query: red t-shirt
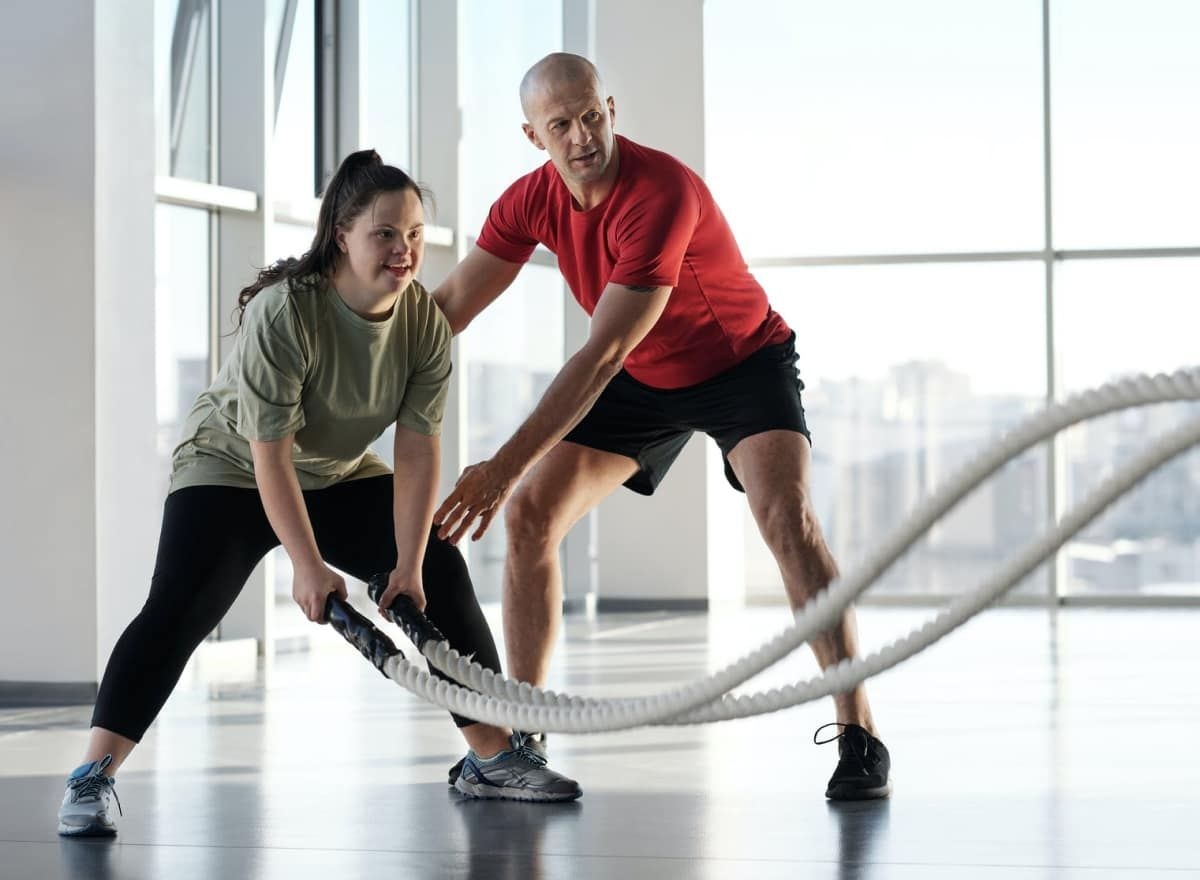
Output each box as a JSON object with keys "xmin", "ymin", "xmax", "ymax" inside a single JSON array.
[{"xmin": 475, "ymin": 135, "xmax": 791, "ymax": 389}]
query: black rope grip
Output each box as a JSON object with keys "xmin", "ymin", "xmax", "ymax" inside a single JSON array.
[
  {"xmin": 366, "ymin": 573, "xmax": 448, "ymax": 651},
  {"xmin": 324, "ymin": 594, "xmax": 403, "ymax": 676}
]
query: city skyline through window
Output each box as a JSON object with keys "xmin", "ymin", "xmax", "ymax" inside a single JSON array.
[{"xmin": 705, "ymin": 0, "xmax": 1200, "ymax": 599}]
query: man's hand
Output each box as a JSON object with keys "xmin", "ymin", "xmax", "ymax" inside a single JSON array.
[
  {"xmin": 375, "ymin": 567, "xmax": 427, "ymax": 615},
  {"xmin": 293, "ymin": 561, "xmax": 348, "ymax": 623},
  {"xmin": 435, "ymin": 458, "xmax": 518, "ymax": 544}
]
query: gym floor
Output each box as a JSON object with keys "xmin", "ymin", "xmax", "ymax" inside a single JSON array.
[{"xmin": 1, "ymin": 605, "xmax": 1197, "ymax": 879}]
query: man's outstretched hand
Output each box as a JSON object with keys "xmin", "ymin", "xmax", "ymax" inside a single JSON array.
[{"xmin": 435, "ymin": 459, "xmax": 516, "ymax": 544}]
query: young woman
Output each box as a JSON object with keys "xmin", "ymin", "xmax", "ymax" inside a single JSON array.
[{"xmin": 57, "ymin": 150, "xmax": 581, "ymax": 837}]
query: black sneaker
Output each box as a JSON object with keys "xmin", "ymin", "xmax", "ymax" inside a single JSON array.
[
  {"xmin": 449, "ymin": 731, "xmax": 547, "ymax": 785},
  {"xmin": 815, "ymin": 722, "xmax": 892, "ymax": 800}
]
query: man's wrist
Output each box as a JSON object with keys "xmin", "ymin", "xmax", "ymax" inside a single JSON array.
[{"xmin": 493, "ymin": 440, "xmax": 533, "ymax": 482}]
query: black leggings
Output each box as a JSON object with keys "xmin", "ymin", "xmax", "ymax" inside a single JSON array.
[{"xmin": 91, "ymin": 475, "xmax": 501, "ymax": 740}]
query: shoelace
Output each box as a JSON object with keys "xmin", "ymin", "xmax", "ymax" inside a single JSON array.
[
  {"xmin": 813, "ymin": 722, "xmax": 868, "ymax": 755},
  {"xmin": 513, "ymin": 739, "xmax": 549, "ymax": 767},
  {"xmin": 816, "ymin": 720, "xmax": 854, "ymax": 739},
  {"xmin": 70, "ymin": 772, "xmax": 123, "ymax": 817},
  {"xmin": 814, "ymin": 722, "xmax": 884, "ymax": 779}
]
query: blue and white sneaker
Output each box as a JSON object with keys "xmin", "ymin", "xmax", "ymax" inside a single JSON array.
[
  {"xmin": 454, "ymin": 733, "xmax": 581, "ymax": 802},
  {"xmin": 57, "ymin": 754, "xmax": 121, "ymax": 837},
  {"xmin": 448, "ymin": 730, "xmax": 547, "ymax": 785}
]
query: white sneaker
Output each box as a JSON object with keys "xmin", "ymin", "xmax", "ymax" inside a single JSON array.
[{"xmin": 57, "ymin": 754, "xmax": 121, "ymax": 837}]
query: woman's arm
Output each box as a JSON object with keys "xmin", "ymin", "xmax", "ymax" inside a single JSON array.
[
  {"xmin": 375, "ymin": 426, "xmax": 441, "ymax": 612},
  {"xmin": 249, "ymin": 436, "xmax": 347, "ymax": 622}
]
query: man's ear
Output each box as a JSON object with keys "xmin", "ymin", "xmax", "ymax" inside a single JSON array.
[
  {"xmin": 607, "ymin": 96, "xmax": 616, "ymax": 125},
  {"xmin": 522, "ymin": 122, "xmax": 545, "ymax": 150}
]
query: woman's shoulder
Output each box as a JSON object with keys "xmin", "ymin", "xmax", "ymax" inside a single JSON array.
[
  {"xmin": 403, "ymin": 280, "xmax": 452, "ymax": 341},
  {"xmin": 245, "ymin": 275, "xmax": 326, "ymax": 325}
]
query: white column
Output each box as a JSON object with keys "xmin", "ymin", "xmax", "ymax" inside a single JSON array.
[
  {"xmin": 0, "ymin": 0, "xmax": 159, "ymax": 696},
  {"xmin": 95, "ymin": 0, "xmax": 162, "ymax": 670},
  {"xmin": 589, "ymin": 0, "xmax": 745, "ymax": 611}
]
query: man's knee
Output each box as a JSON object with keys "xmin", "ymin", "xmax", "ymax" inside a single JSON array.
[
  {"xmin": 753, "ymin": 487, "xmax": 826, "ymax": 556},
  {"xmin": 504, "ymin": 485, "xmax": 565, "ymax": 556}
]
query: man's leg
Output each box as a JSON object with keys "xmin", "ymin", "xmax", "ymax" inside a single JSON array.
[
  {"xmin": 503, "ymin": 441, "xmax": 638, "ymax": 685},
  {"xmin": 727, "ymin": 429, "xmax": 877, "ymax": 735}
]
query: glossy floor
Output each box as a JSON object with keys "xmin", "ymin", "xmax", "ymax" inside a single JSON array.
[{"xmin": 1, "ymin": 606, "xmax": 1197, "ymax": 879}]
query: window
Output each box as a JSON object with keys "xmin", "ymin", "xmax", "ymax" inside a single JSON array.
[
  {"xmin": 459, "ymin": 0, "xmax": 562, "ymax": 236},
  {"xmin": 1051, "ymin": 0, "xmax": 1200, "ymax": 249},
  {"xmin": 155, "ymin": 0, "xmax": 213, "ymax": 181},
  {"xmin": 748, "ymin": 262, "xmax": 1048, "ymax": 598},
  {"xmin": 1057, "ymin": 259, "xmax": 1200, "ymax": 597},
  {"xmin": 464, "ymin": 266, "xmax": 566, "ymax": 600},
  {"xmin": 704, "ymin": 0, "xmax": 1044, "ymax": 258},
  {"xmin": 359, "ymin": 0, "xmax": 414, "ymax": 172},
  {"xmin": 459, "ymin": 1, "xmax": 566, "ymax": 600},
  {"xmin": 706, "ymin": 1, "xmax": 1198, "ymax": 603},
  {"xmin": 153, "ymin": 206, "xmax": 211, "ymax": 498},
  {"xmin": 273, "ymin": 0, "xmax": 317, "ymax": 205}
]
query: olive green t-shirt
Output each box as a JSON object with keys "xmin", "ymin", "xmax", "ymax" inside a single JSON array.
[{"xmin": 169, "ymin": 277, "xmax": 451, "ymax": 492}]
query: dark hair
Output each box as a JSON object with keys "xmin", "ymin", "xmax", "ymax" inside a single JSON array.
[{"xmin": 236, "ymin": 149, "xmax": 427, "ymax": 321}]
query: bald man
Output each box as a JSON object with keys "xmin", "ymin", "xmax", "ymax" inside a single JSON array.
[{"xmin": 433, "ymin": 53, "xmax": 891, "ymax": 800}]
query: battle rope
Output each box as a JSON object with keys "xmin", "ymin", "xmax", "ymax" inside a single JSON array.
[{"xmin": 325, "ymin": 368, "xmax": 1200, "ymax": 732}]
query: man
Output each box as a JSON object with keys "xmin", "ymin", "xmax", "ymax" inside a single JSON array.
[{"xmin": 432, "ymin": 53, "xmax": 891, "ymax": 800}]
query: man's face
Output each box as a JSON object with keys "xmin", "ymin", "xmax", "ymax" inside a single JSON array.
[{"xmin": 522, "ymin": 79, "xmax": 617, "ymax": 188}]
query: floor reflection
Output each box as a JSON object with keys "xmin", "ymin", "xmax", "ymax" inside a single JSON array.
[
  {"xmin": 58, "ymin": 837, "xmax": 117, "ymax": 880},
  {"xmin": 828, "ymin": 799, "xmax": 891, "ymax": 880},
  {"xmin": 454, "ymin": 794, "xmax": 583, "ymax": 880}
]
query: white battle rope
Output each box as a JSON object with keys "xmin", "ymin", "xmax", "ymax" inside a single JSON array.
[{"xmin": 382, "ymin": 370, "xmax": 1200, "ymax": 732}]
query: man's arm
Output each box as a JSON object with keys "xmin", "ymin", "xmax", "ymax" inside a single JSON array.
[
  {"xmin": 435, "ymin": 281, "xmax": 671, "ymax": 543},
  {"xmin": 431, "ymin": 246, "xmax": 524, "ymax": 335}
]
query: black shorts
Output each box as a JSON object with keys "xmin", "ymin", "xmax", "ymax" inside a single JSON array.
[{"xmin": 564, "ymin": 332, "xmax": 810, "ymax": 495}]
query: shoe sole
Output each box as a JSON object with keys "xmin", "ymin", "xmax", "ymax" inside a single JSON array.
[
  {"xmin": 57, "ymin": 821, "xmax": 117, "ymax": 837},
  {"xmin": 825, "ymin": 781, "xmax": 893, "ymax": 801},
  {"xmin": 454, "ymin": 778, "xmax": 582, "ymax": 803}
]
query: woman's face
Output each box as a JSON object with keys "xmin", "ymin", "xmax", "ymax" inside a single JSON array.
[{"xmin": 335, "ymin": 188, "xmax": 425, "ymax": 298}]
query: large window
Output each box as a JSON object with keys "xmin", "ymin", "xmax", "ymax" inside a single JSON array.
[
  {"xmin": 155, "ymin": 0, "xmax": 213, "ymax": 181},
  {"xmin": 459, "ymin": 0, "xmax": 562, "ymax": 235},
  {"xmin": 704, "ymin": 0, "xmax": 1044, "ymax": 258},
  {"xmin": 153, "ymin": 205, "xmax": 211, "ymax": 497},
  {"xmin": 1058, "ymin": 260, "xmax": 1200, "ymax": 597},
  {"xmin": 1051, "ymin": 0, "xmax": 1200, "ymax": 249},
  {"xmin": 705, "ymin": 0, "xmax": 1200, "ymax": 602},
  {"xmin": 748, "ymin": 263, "xmax": 1048, "ymax": 598},
  {"xmin": 464, "ymin": 266, "xmax": 566, "ymax": 597},
  {"xmin": 154, "ymin": 0, "xmax": 216, "ymax": 496},
  {"xmin": 272, "ymin": 0, "xmax": 316, "ymax": 206},
  {"xmin": 359, "ymin": 0, "xmax": 414, "ymax": 172},
  {"xmin": 459, "ymin": 1, "xmax": 565, "ymax": 600}
]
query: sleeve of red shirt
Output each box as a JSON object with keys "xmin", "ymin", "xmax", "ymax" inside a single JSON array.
[
  {"xmin": 609, "ymin": 167, "xmax": 701, "ymax": 289},
  {"xmin": 475, "ymin": 174, "xmax": 540, "ymax": 265}
]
